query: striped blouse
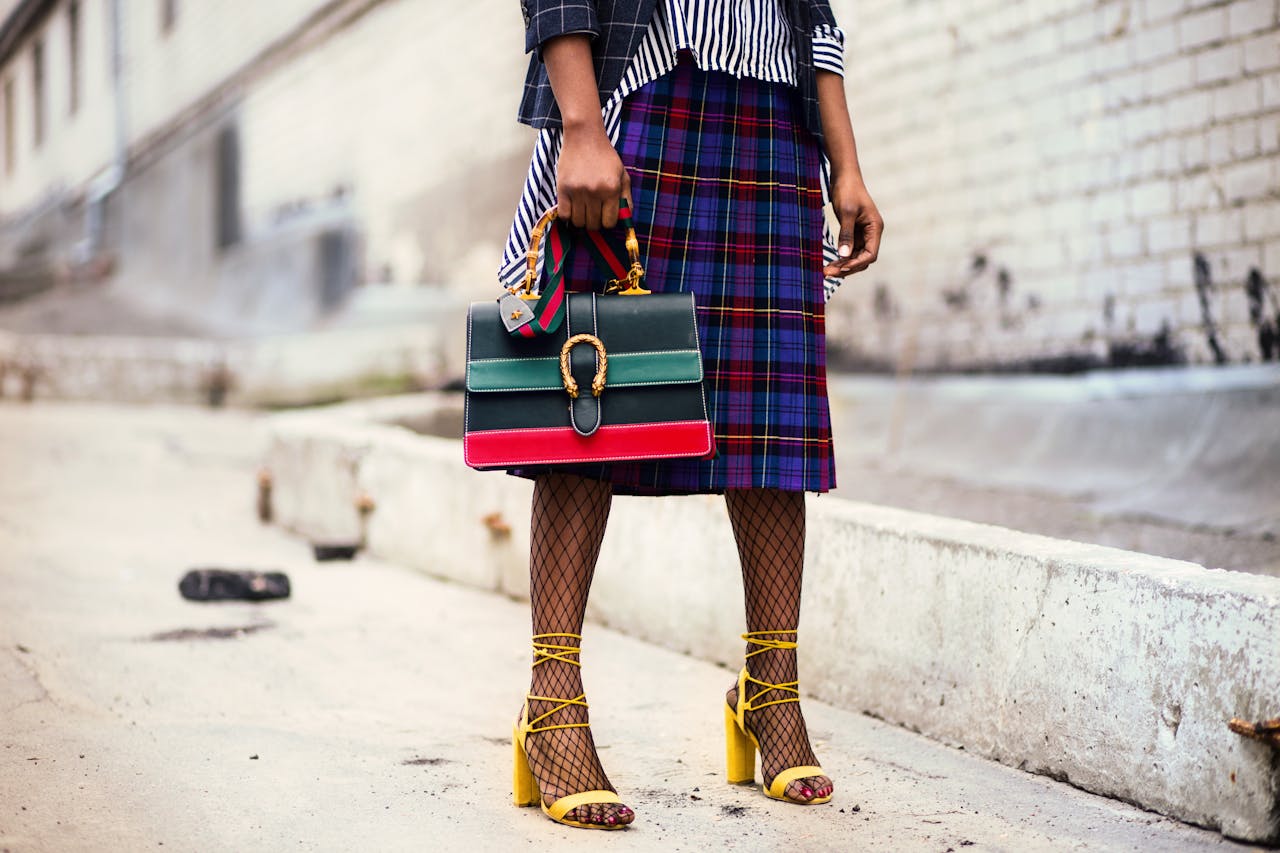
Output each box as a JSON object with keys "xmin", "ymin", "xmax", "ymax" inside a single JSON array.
[{"xmin": 499, "ymin": 0, "xmax": 847, "ymax": 300}]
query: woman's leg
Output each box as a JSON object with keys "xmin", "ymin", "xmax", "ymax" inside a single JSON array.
[
  {"xmin": 521, "ymin": 472, "xmax": 634, "ymax": 826},
  {"xmin": 724, "ymin": 488, "xmax": 834, "ymax": 803}
]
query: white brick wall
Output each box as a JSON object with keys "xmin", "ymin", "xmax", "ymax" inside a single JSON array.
[
  {"xmin": 123, "ymin": 0, "xmax": 333, "ymax": 145},
  {"xmin": 2, "ymin": 0, "xmax": 533, "ymax": 292},
  {"xmin": 235, "ymin": 0, "xmax": 531, "ymax": 288},
  {"xmin": 0, "ymin": 0, "xmax": 115, "ymax": 223},
  {"xmin": 3, "ymin": 0, "xmax": 1277, "ymax": 369},
  {"xmin": 0, "ymin": 0, "xmax": 332, "ymax": 221},
  {"xmin": 829, "ymin": 0, "xmax": 1280, "ymax": 369}
]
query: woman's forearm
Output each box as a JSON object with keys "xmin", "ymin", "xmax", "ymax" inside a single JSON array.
[
  {"xmin": 541, "ymin": 35, "xmax": 607, "ymax": 136},
  {"xmin": 815, "ymin": 70, "xmax": 883, "ymax": 275},
  {"xmin": 816, "ymin": 70, "xmax": 861, "ymax": 182}
]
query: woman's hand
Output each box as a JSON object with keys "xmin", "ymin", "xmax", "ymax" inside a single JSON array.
[
  {"xmin": 823, "ymin": 174, "xmax": 883, "ymax": 278},
  {"xmin": 558, "ymin": 125, "xmax": 631, "ymax": 231}
]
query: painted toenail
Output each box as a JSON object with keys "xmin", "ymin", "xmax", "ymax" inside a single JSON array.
[{"xmin": 801, "ymin": 787, "xmax": 813, "ymax": 798}]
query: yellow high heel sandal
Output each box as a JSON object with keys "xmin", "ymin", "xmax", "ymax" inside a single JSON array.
[
  {"xmin": 724, "ymin": 630, "xmax": 832, "ymax": 805},
  {"xmin": 512, "ymin": 632, "xmax": 629, "ymax": 830}
]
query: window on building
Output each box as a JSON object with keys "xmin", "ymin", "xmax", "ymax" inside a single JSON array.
[
  {"xmin": 161, "ymin": 0, "xmax": 178, "ymax": 35},
  {"xmin": 68, "ymin": 1, "xmax": 82, "ymax": 115},
  {"xmin": 215, "ymin": 125, "xmax": 242, "ymax": 250},
  {"xmin": 3, "ymin": 78, "xmax": 15, "ymax": 175},
  {"xmin": 32, "ymin": 38, "xmax": 45, "ymax": 147}
]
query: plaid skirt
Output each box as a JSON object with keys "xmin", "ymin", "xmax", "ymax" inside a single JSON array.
[{"xmin": 512, "ymin": 57, "xmax": 835, "ymax": 495}]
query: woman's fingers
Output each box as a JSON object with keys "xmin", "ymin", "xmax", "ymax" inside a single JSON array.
[
  {"xmin": 584, "ymin": 196, "xmax": 604, "ymax": 231},
  {"xmin": 860, "ymin": 214, "xmax": 884, "ymax": 264},
  {"xmin": 601, "ymin": 195, "xmax": 620, "ymax": 230},
  {"xmin": 571, "ymin": 194, "xmax": 589, "ymax": 229},
  {"xmin": 561, "ymin": 188, "xmax": 624, "ymax": 231},
  {"xmin": 598, "ymin": 170, "xmax": 633, "ymax": 230},
  {"xmin": 823, "ymin": 205, "xmax": 884, "ymax": 278},
  {"xmin": 556, "ymin": 127, "xmax": 628, "ymax": 231},
  {"xmin": 823, "ymin": 176, "xmax": 883, "ymax": 278}
]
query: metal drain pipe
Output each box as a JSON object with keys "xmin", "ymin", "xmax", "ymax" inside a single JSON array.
[{"xmin": 81, "ymin": 0, "xmax": 126, "ymax": 258}]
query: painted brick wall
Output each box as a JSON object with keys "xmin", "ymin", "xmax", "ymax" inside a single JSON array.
[
  {"xmin": 827, "ymin": 0, "xmax": 1280, "ymax": 369},
  {"xmin": 122, "ymin": 0, "xmax": 335, "ymax": 148},
  {"xmin": 5, "ymin": 0, "xmax": 1277, "ymax": 369},
  {"xmin": 1, "ymin": 0, "xmax": 535, "ymax": 295},
  {"xmin": 235, "ymin": 0, "xmax": 532, "ymax": 290},
  {"xmin": 0, "ymin": 0, "xmax": 115, "ymax": 229},
  {"xmin": 0, "ymin": 0, "xmax": 335, "ymax": 221}
]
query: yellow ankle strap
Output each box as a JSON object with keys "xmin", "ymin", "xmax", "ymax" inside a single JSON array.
[
  {"xmin": 741, "ymin": 673, "xmax": 800, "ymax": 711},
  {"xmin": 526, "ymin": 633, "xmax": 589, "ymax": 734},
  {"xmin": 742, "ymin": 630, "xmax": 798, "ymax": 658},
  {"xmin": 741, "ymin": 631, "xmax": 800, "ymax": 711},
  {"xmin": 525, "ymin": 693, "xmax": 589, "ymax": 733},
  {"xmin": 532, "ymin": 632, "xmax": 582, "ymax": 668}
]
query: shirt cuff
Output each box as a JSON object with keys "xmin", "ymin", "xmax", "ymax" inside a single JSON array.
[
  {"xmin": 523, "ymin": 1, "xmax": 600, "ymax": 55},
  {"xmin": 812, "ymin": 24, "xmax": 845, "ymax": 76}
]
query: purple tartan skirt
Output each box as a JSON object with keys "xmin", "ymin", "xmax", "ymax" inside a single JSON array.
[{"xmin": 512, "ymin": 58, "xmax": 835, "ymax": 495}]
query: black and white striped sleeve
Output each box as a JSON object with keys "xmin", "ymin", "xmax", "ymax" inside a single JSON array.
[{"xmin": 811, "ymin": 23, "xmax": 845, "ymax": 76}]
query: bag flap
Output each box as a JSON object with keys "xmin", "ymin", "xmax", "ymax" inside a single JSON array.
[{"xmin": 467, "ymin": 349, "xmax": 703, "ymax": 392}]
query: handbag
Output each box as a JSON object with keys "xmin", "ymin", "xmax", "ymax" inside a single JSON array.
[{"xmin": 463, "ymin": 203, "xmax": 714, "ymax": 470}]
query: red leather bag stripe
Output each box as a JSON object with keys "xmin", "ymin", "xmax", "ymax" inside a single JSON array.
[{"xmin": 464, "ymin": 421, "xmax": 714, "ymax": 469}]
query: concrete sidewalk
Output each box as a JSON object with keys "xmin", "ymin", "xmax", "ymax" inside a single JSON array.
[{"xmin": 0, "ymin": 402, "xmax": 1255, "ymax": 852}]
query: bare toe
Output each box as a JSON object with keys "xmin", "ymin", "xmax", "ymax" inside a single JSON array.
[{"xmin": 785, "ymin": 779, "xmax": 815, "ymax": 802}]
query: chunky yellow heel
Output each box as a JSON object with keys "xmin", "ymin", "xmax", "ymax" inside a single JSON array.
[
  {"xmin": 724, "ymin": 703, "xmax": 756, "ymax": 784},
  {"xmin": 511, "ymin": 633, "xmax": 631, "ymax": 829},
  {"xmin": 512, "ymin": 726, "xmax": 539, "ymax": 807},
  {"xmin": 724, "ymin": 630, "xmax": 833, "ymax": 805}
]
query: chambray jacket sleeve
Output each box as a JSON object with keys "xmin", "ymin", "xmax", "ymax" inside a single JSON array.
[
  {"xmin": 521, "ymin": 0, "xmax": 600, "ymax": 55},
  {"xmin": 807, "ymin": 0, "xmax": 838, "ymax": 29}
]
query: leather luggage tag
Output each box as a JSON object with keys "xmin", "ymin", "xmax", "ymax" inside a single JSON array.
[{"xmin": 498, "ymin": 292, "xmax": 535, "ymax": 333}]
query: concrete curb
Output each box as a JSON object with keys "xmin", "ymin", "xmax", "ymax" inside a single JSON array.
[{"xmin": 263, "ymin": 396, "xmax": 1280, "ymax": 844}]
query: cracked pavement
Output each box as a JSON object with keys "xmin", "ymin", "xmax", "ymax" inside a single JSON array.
[{"xmin": 0, "ymin": 401, "xmax": 1257, "ymax": 852}]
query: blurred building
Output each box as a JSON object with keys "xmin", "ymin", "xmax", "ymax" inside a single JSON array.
[
  {"xmin": 0, "ymin": 0, "xmax": 531, "ymax": 334},
  {"xmin": 832, "ymin": 0, "xmax": 1280, "ymax": 371},
  {"xmin": 1, "ymin": 0, "xmax": 1278, "ymax": 367}
]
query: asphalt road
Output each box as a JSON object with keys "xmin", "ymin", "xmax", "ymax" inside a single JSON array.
[{"xmin": 0, "ymin": 402, "xmax": 1254, "ymax": 852}]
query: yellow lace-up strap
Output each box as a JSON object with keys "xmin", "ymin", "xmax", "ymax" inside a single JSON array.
[
  {"xmin": 527, "ymin": 633, "xmax": 589, "ymax": 734},
  {"xmin": 532, "ymin": 632, "xmax": 583, "ymax": 668},
  {"xmin": 741, "ymin": 630, "xmax": 800, "ymax": 712}
]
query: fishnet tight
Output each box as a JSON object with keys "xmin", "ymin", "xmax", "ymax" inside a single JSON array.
[
  {"xmin": 517, "ymin": 478, "xmax": 828, "ymax": 823},
  {"xmin": 724, "ymin": 488, "xmax": 833, "ymax": 803},
  {"xmin": 520, "ymin": 473, "xmax": 633, "ymax": 826}
]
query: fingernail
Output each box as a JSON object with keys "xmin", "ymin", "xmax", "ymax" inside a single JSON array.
[{"xmin": 839, "ymin": 244, "xmax": 852, "ymax": 257}]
